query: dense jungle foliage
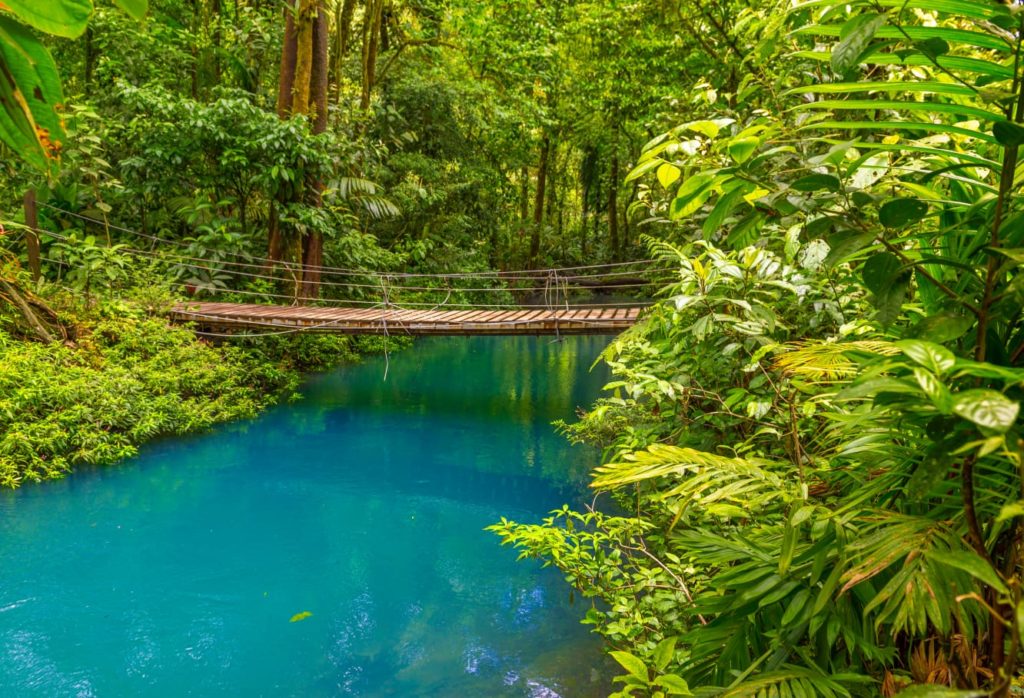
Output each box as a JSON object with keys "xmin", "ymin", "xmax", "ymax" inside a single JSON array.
[{"xmin": 2, "ymin": 0, "xmax": 1024, "ymax": 696}]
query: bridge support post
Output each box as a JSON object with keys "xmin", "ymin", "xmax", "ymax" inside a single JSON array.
[{"xmin": 23, "ymin": 189, "xmax": 41, "ymax": 283}]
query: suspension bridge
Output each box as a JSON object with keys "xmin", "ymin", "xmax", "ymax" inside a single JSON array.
[{"xmin": 30, "ymin": 204, "xmax": 663, "ymax": 338}]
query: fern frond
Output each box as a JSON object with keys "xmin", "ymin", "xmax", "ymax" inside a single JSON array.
[{"xmin": 776, "ymin": 341, "xmax": 900, "ymax": 380}]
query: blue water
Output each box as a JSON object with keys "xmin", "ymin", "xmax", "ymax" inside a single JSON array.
[{"xmin": 0, "ymin": 336, "xmax": 612, "ymax": 697}]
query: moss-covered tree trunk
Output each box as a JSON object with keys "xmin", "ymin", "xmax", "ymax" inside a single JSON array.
[{"xmin": 271, "ymin": 0, "xmax": 330, "ymax": 301}]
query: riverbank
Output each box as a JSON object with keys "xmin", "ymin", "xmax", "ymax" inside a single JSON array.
[{"xmin": 0, "ymin": 286, "xmax": 404, "ymax": 489}]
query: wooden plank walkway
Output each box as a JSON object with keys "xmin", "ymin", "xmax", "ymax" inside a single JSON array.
[{"xmin": 170, "ymin": 302, "xmax": 643, "ymax": 336}]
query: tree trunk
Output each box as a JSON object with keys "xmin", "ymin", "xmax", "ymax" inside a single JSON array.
[
  {"xmin": 529, "ymin": 137, "xmax": 550, "ymax": 268},
  {"xmin": 276, "ymin": 7, "xmax": 298, "ymax": 118},
  {"xmin": 380, "ymin": 3, "xmax": 391, "ymax": 53},
  {"xmin": 212, "ymin": 0, "xmax": 222, "ymax": 84},
  {"xmin": 360, "ymin": 0, "xmax": 384, "ymax": 110},
  {"xmin": 581, "ymin": 175, "xmax": 589, "ymax": 257},
  {"xmin": 299, "ymin": 0, "xmax": 330, "ymax": 300},
  {"xmin": 332, "ymin": 0, "xmax": 356, "ymax": 96},
  {"xmin": 291, "ymin": 0, "xmax": 316, "ymax": 115},
  {"xmin": 519, "ymin": 166, "xmax": 529, "ymax": 223},
  {"xmin": 84, "ymin": 27, "xmax": 94, "ymax": 95},
  {"xmin": 608, "ymin": 153, "xmax": 619, "ymax": 260}
]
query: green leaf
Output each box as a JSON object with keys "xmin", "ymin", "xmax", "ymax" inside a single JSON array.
[
  {"xmin": 0, "ymin": 15, "xmax": 67, "ymax": 175},
  {"xmin": 727, "ymin": 136, "xmax": 759, "ymax": 164},
  {"xmin": 824, "ymin": 230, "xmax": 875, "ymax": 268},
  {"xmin": 906, "ymin": 451, "xmax": 952, "ymax": 497},
  {"xmin": 657, "ymin": 163, "xmax": 681, "ymax": 189},
  {"xmin": 670, "ymin": 173, "xmax": 717, "ymax": 220},
  {"xmin": 913, "ymin": 368, "xmax": 952, "ymax": 412},
  {"xmin": 993, "ymin": 121, "xmax": 1024, "ymax": 147},
  {"xmin": 916, "ymin": 37, "xmax": 950, "ymax": 58},
  {"xmin": 653, "ymin": 674, "xmax": 691, "ymax": 695},
  {"xmin": 895, "ymin": 339, "xmax": 956, "ymax": 376},
  {"xmin": 626, "ymin": 157, "xmax": 666, "ymax": 182},
  {"xmin": 112, "ymin": 0, "xmax": 148, "ymax": 21},
  {"xmin": 996, "ymin": 500, "xmax": 1024, "ymax": 523},
  {"xmin": 610, "ymin": 651, "xmax": 650, "ymax": 683},
  {"xmin": 879, "ymin": 199, "xmax": 929, "ymax": 228},
  {"xmin": 926, "ymin": 549, "xmax": 1008, "ymax": 594},
  {"xmin": 703, "ymin": 183, "xmax": 752, "ymax": 238},
  {"xmin": 652, "ymin": 636, "xmax": 676, "ymax": 672},
  {"xmin": 911, "ymin": 313, "xmax": 973, "ymax": 343},
  {"xmin": 791, "ymin": 173, "xmax": 840, "ymax": 192},
  {"xmin": 1, "ymin": 0, "xmax": 92, "ymax": 38},
  {"xmin": 682, "ymin": 119, "xmax": 723, "ymax": 138},
  {"xmin": 952, "ymin": 390, "xmax": 1020, "ymax": 432},
  {"xmin": 862, "ymin": 252, "xmax": 902, "ymax": 296},
  {"xmin": 832, "ymin": 13, "xmax": 887, "ymax": 74}
]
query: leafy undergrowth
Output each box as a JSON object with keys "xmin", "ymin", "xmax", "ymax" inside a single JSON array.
[{"xmin": 0, "ymin": 287, "xmax": 392, "ymax": 488}]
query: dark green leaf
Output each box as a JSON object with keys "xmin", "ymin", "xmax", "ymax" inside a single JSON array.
[
  {"xmin": 916, "ymin": 38, "xmax": 949, "ymax": 58},
  {"xmin": 993, "ymin": 121, "xmax": 1024, "ymax": 147},
  {"xmin": 862, "ymin": 252, "xmax": 902, "ymax": 295},
  {"xmin": 791, "ymin": 174, "xmax": 840, "ymax": 192},
  {"xmin": 879, "ymin": 199, "xmax": 929, "ymax": 228}
]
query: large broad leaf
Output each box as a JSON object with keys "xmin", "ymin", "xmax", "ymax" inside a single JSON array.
[
  {"xmin": 952, "ymin": 389, "xmax": 1020, "ymax": 432},
  {"xmin": 832, "ymin": 13, "xmax": 887, "ymax": 74},
  {"xmin": 112, "ymin": 0, "xmax": 148, "ymax": 21},
  {"xmin": 895, "ymin": 339, "xmax": 956, "ymax": 376},
  {"xmin": 0, "ymin": 15, "xmax": 66, "ymax": 175},
  {"xmin": 2, "ymin": 0, "xmax": 93, "ymax": 39},
  {"xmin": 862, "ymin": 252, "xmax": 902, "ymax": 296},
  {"xmin": 609, "ymin": 651, "xmax": 649, "ymax": 682}
]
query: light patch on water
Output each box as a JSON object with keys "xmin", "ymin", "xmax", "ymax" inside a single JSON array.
[{"xmin": 1, "ymin": 629, "xmax": 96, "ymax": 697}]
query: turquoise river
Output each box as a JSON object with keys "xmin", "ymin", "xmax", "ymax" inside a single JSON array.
[{"xmin": 0, "ymin": 335, "xmax": 614, "ymax": 697}]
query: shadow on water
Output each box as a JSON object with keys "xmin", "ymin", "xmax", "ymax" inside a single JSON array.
[{"xmin": 0, "ymin": 335, "xmax": 614, "ymax": 697}]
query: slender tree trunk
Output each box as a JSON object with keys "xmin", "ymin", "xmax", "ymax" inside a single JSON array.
[
  {"xmin": 608, "ymin": 153, "xmax": 620, "ymax": 260},
  {"xmin": 519, "ymin": 166, "xmax": 529, "ymax": 223},
  {"xmin": 332, "ymin": 0, "xmax": 356, "ymax": 97},
  {"xmin": 529, "ymin": 137, "xmax": 550, "ymax": 268},
  {"xmin": 623, "ymin": 180, "xmax": 639, "ymax": 254},
  {"xmin": 84, "ymin": 27, "xmax": 94, "ymax": 96},
  {"xmin": 360, "ymin": 0, "xmax": 384, "ymax": 110},
  {"xmin": 581, "ymin": 169, "xmax": 590, "ymax": 257},
  {"xmin": 190, "ymin": 0, "xmax": 200, "ymax": 98},
  {"xmin": 380, "ymin": 3, "xmax": 391, "ymax": 53},
  {"xmin": 212, "ymin": 0, "xmax": 222, "ymax": 84}
]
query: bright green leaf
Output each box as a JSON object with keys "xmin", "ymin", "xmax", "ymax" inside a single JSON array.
[{"xmin": 1, "ymin": 0, "xmax": 92, "ymax": 38}]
